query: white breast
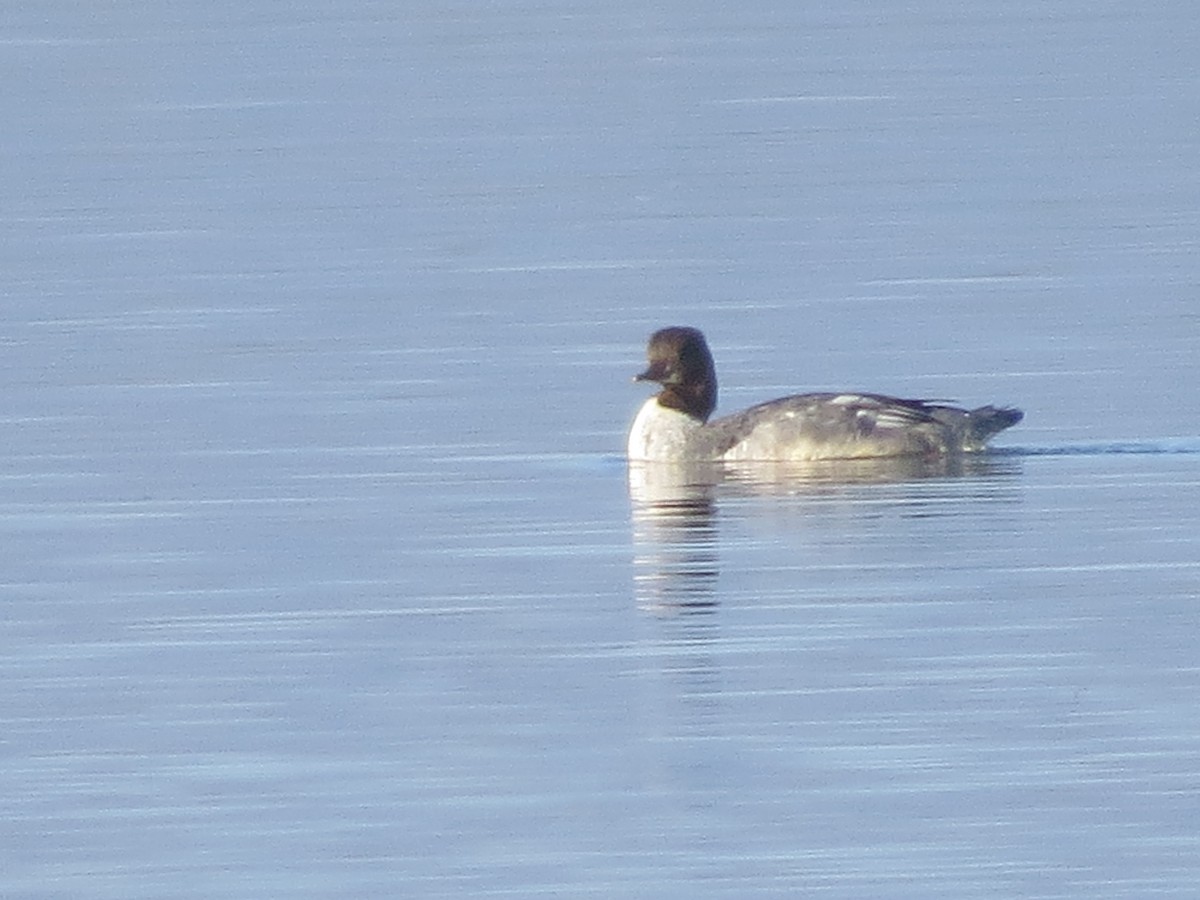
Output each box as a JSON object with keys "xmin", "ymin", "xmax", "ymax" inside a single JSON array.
[{"xmin": 627, "ymin": 398, "xmax": 704, "ymax": 461}]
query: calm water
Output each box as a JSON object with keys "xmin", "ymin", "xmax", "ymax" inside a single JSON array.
[{"xmin": 4, "ymin": 2, "xmax": 1200, "ymax": 897}]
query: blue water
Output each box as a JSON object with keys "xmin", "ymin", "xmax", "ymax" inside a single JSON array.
[{"xmin": 4, "ymin": 2, "xmax": 1200, "ymax": 898}]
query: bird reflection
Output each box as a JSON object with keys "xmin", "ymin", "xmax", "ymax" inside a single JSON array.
[
  {"xmin": 629, "ymin": 462, "xmax": 722, "ymax": 614},
  {"xmin": 629, "ymin": 453, "xmax": 1022, "ymax": 614},
  {"xmin": 721, "ymin": 452, "xmax": 1021, "ymax": 493}
]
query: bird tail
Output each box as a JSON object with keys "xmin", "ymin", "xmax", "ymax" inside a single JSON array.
[{"xmin": 966, "ymin": 406, "xmax": 1024, "ymax": 448}]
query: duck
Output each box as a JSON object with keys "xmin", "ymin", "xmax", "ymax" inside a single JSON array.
[{"xmin": 627, "ymin": 326, "xmax": 1023, "ymax": 462}]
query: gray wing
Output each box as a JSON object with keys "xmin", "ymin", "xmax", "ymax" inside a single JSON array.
[{"xmin": 707, "ymin": 393, "xmax": 964, "ymax": 461}]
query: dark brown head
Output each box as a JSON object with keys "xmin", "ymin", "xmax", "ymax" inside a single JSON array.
[{"xmin": 634, "ymin": 326, "xmax": 718, "ymax": 422}]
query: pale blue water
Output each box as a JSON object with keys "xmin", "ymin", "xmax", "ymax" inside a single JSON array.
[{"xmin": 4, "ymin": 2, "xmax": 1200, "ymax": 898}]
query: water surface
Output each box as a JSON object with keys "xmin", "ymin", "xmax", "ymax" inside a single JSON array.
[{"xmin": 4, "ymin": 1, "xmax": 1200, "ymax": 897}]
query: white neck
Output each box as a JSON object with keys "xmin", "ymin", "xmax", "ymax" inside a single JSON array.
[{"xmin": 627, "ymin": 397, "xmax": 704, "ymax": 461}]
